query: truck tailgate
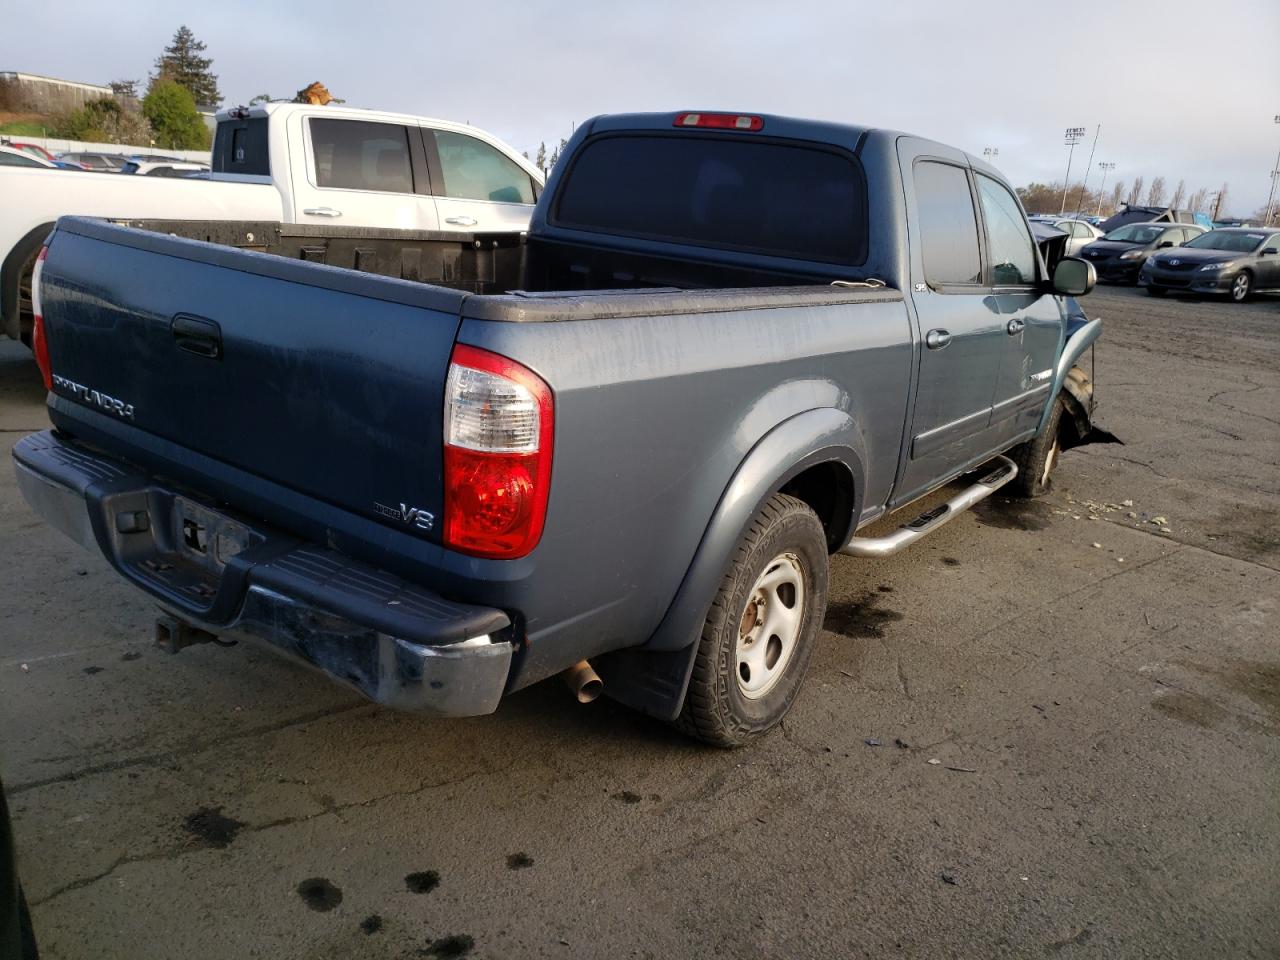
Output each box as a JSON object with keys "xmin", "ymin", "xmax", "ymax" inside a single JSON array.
[{"xmin": 40, "ymin": 218, "xmax": 463, "ymax": 543}]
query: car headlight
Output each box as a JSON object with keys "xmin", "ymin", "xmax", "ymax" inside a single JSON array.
[
  {"xmin": 1118, "ymin": 250, "xmax": 1145, "ymax": 260},
  {"xmin": 1199, "ymin": 261, "xmax": 1230, "ymax": 272}
]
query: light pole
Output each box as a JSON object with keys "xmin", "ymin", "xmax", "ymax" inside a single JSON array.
[
  {"xmin": 1264, "ymin": 114, "xmax": 1280, "ymax": 227},
  {"xmin": 1060, "ymin": 126, "xmax": 1086, "ymax": 215},
  {"xmin": 1095, "ymin": 162, "xmax": 1116, "ymax": 216}
]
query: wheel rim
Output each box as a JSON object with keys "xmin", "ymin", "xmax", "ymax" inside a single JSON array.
[
  {"xmin": 735, "ymin": 552, "xmax": 805, "ymax": 700},
  {"xmin": 1041, "ymin": 437, "xmax": 1060, "ymax": 487},
  {"xmin": 1233, "ymin": 274, "xmax": 1249, "ymax": 301}
]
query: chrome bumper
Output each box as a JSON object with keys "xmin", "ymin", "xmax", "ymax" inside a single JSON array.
[{"xmin": 13, "ymin": 430, "xmax": 514, "ymax": 717}]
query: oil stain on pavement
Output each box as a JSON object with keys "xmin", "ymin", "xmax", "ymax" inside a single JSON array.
[
  {"xmin": 183, "ymin": 807, "xmax": 244, "ymax": 848},
  {"xmin": 405, "ymin": 870, "xmax": 441, "ymax": 893},
  {"xmin": 420, "ymin": 934, "xmax": 475, "ymax": 957},
  {"xmin": 824, "ymin": 593, "xmax": 904, "ymax": 639},
  {"xmin": 973, "ymin": 497, "xmax": 1053, "ymax": 531},
  {"xmin": 296, "ymin": 877, "xmax": 342, "ymax": 911}
]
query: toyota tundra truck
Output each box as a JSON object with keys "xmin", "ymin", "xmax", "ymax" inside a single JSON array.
[{"xmin": 14, "ymin": 110, "xmax": 1102, "ymax": 746}]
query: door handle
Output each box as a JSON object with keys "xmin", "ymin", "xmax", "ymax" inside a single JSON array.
[
  {"xmin": 445, "ymin": 216, "xmax": 479, "ymax": 227},
  {"xmin": 925, "ymin": 329, "xmax": 952, "ymax": 350},
  {"xmin": 303, "ymin": 207, "xmax": 342, "ymax": 217},
  {"xmin": 171, "ymin": 315, "xmax": 222, "ymax": 359},
  {"xmin": 1006, "ymin": 318, "xmax": 1026, "ymax": 335}
]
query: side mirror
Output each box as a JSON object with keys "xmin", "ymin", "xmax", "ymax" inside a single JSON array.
[
  {"xmin": 1052, "ymin": 256, "xmax": 1096, "ymax": 297},
  {"xmin": 1262, "ymin": 247, "xmax": 1278, "ymax": 256},
  {"xmin": 1157, "ymin": 241, "xmax": 1175, "ymax": 248}
]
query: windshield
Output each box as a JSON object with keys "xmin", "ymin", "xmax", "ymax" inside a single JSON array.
[
  {"xmin": 1184, "ymin": 231, "xmax": 1266, "ymax": 253},
  {"xmin": 1103, "ymin": 224, "xmax": 1163, "ymax": 244}
]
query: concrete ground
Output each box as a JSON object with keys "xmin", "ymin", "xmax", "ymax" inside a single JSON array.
[{"xmin": 1, "ymin": 286, "xmax": 1277, "ymax": 959}]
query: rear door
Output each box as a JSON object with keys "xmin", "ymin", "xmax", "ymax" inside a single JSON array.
[
  {"xmin": 291, "ymin": 114, "xmax": 440, "ymax": 229},
  {"xmin": 895, "ymin": 143, "xmax": 1006, "ymax": 504},
  {"xmin": 975, "ymin": 173, "xmax": 1064, "ymax": 446},
  {"xmin": 423, "ymin": 127, "xmax": 538, "ymax": 232}
]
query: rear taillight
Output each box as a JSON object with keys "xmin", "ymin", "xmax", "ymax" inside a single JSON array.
[
  {"xmin": 443, "ymin": 344, "xmax": 553, "ymax": 559},
  {"xmin": 673, "ymin": 112, "xmax": 764, "ymax": 132},
  {"xmin": 30, "ymin": 246, "xmax": 51, "ymax": 391}
]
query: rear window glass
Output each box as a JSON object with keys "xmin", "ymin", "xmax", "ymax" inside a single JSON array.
[
  {"xmin": 914, "ymin": 161, "xmax": 981, "ymax": 284},
  {"xmin": 309, "ymin": 118, "xmax": 414, "ymax": 194},
  {"xmin": 213, "ymin": 117, "xmax": 270, "ymax": 176},
  {"xmin": 553, "ymin": 134, "xmax": 866, "ymax": 264}
]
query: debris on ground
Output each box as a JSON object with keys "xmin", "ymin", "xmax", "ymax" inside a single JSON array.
[
  {"xmin": 894, "ymin": 738, "xmax": 910, "ymax": 749},
  {"xmin": 865, "ymin": 738, "xmax": 882, "ymax": 747},
  {"xmin": 1092, "ymin": 542, "xmax": 1102, "ymax": 548},
  {"xmin": 20, "ymin": 663, "xmax": 28, "ymax": 672},
  {"xmin": 941, "ymin": 872, "xmax": 958, "ymax": 885},
  {"xmin": 927, "ymin": 758, "xmax": 941, "ymax": 765},
  {"xmin": 945, "ymin": 765, "xmax": 977, "ymax": 773}
]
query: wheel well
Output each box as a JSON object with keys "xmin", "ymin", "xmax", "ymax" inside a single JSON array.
[
  {"xmin": 779, "ymin": 460, "xmax": 855, "ymax": 553},
  {"xmin": 1, "ymin": 221, "xmax": 57, "ymax": 344}
]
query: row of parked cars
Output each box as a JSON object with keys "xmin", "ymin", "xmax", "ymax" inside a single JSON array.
[
  {"xmin": 1031, "ymin": 212, "xmax": 1279, "ymax": 302},
  {"xmin": 0, "ymin": 141, "xmax": 208, "ymax": 177}
]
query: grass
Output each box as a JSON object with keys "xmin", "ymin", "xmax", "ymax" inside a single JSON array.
[{"xmin": 0, "ymin": 120, "xmax": 51, "ymax": 137}]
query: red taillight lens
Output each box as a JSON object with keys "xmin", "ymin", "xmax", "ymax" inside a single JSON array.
[
  {"xmin": 31, "ymin": 246, "xmax": 52, "ymax": 391},
  {"xmin": 673, "ymin": 112, "xmax": 764, "ymax": 132},
  {"xmin": 443, "ymin": 344, "xmax": 553, "ymax": 559}
]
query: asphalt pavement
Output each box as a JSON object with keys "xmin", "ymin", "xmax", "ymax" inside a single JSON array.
[{"xmin": 1, "ymin": 285, "xmax": 1277, "ymax": 959}]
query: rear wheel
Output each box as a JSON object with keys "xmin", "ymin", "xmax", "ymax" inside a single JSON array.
[
  {"xmin": 674, "ymin": 493, "xmax": 828, "ymax": 747},
  {"xmin": 1230, "ymin": 271, "xmax": 1252, "ymax": 303},
  {"xmin": 1008, "ymin": 395, "xmax": 1064, "ymax": 499}
]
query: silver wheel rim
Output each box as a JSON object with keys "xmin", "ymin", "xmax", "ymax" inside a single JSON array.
[
  {"xmin": 1041, "ymin": 437, "xmax": 1059, "ymax": 487},
  {"xmin": 735, "ymin": 552, "xmax": 805, "ymax": 700},
  {"xmin": 1233, "ymin": 274, "xmax": 1248, "ymax": 300}
]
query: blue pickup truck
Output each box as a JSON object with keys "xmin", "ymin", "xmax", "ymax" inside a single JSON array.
[{"xmin": 15, "ymin": 110, "xmax": 1101, "ymax": 746}]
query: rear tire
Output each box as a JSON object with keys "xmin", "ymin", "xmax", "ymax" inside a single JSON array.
[
  {"xmin": 1008, "ymin": 395, "xmax": 1064, "ymax": 499},
  {"xmin": 674, "ymin": 493, "xmax": 828, "ymax": 747},
  {"xmin": 1230, "ymin": 271, "xmax": 1252, "ymax": 303}
]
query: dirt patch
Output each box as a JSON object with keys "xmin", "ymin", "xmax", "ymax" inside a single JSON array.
[
  {"xmin": 359, "ymin": 914, "xmax": 383, "ymax": 935},
  {"xmin": 973, "ymin": 497, "xmax": 1054, "ymax": 532},
  {"xmin": 405, "ymin": 870, "xmax": 440, "ymax": 894},
  {"xmin": 824, "ymin": 593, "xmax": 904, "ymax": 639},
  {"xmin": 296, "ymin": 877, "xmax": 342, "ymax": 912},
  {"xmin": 183, "ymin": 807, "xmax": 244, "ymax": 848}
]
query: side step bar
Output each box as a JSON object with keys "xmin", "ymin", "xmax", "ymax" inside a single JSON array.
[{"xmin": 840, "ymin": 456, "xmax": 1018, "ymax": 558}]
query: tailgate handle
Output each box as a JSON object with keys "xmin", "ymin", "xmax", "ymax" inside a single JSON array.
[{"xmin": 171, "ymin": 315, "xmax": 222, "ymax": 359}]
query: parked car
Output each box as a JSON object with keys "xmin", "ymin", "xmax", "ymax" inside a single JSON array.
[
  {"xmin": 57, "ymin": 151, "xmax": 126, "ymax": 172},
  {"xmin": 16, "ymin": 111, "xmax": 1103, "ymax": 745},
  {"xmin": 1098, "ymin": 204, "xmax": 1199, "ymax": 233},
  {"xmin": 118, "ymin": 159, "xmax": 211, "ymax": 177},
  {"xmin": 2, "ymin": 142, "xmax": 57, "ymax": 164},
  {"xmin": 1032, "ymin": 217, "xmax": 1103, "ymax": 256},
  {"xmin": 1141, "ymin": 227, "xmax": 1280, "ymax": 301},
  {"xmin": 0, "ymin": 146, "xmax": 53, "ymax": 168},
  {"xmin": 1079, "ymin": 221, "xmax": 1205, "ymax": 282},
  {"xmin": 0, "ymin": 102, "xmax": 544, "ymax": 346}
]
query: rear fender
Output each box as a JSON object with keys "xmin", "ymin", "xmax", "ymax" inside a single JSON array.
[
  {"xmin": 1, "ymin": 221, "xmax": 55, "ymax": 342},
  {"xmin": 593, "ymin": 407, "xmax": 866, "ymax": 721}
]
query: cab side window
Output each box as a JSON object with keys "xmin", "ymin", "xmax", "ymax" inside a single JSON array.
[
  {"xmin": 976, "ymin": 175, "xmax": 1037, "ymax": 286},
  {"xmin": 309, "ymin": 118, "xmax": 415, "ymax": 194},
  {"xmin": 913, "ymin": 160, "xmax": 982, "ymax": 286},
  {"xmin": 432, "ymin": 130, "xmax": 536, "ymax": 204}
]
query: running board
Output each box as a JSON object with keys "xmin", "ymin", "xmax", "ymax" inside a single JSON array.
[{"xmin": 839, "ymin": 456, "xmax": 1018, "ymax": 558}]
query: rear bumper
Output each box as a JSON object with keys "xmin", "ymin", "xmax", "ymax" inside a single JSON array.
[{"xmin": 13, "ymin": 430, "xmax": 514, "ymax": 717}]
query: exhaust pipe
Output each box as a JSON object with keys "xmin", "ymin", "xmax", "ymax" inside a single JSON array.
[{"xmin": 562, "ymin": 659, "xmax": 603, "ymax": 704}]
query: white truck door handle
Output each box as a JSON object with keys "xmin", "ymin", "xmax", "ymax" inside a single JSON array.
[
  {"xmin": 445, "ymin": 216, "xmax": 479, "ymax": 227},
  {"xmin": 303, "ymin": 207, "xmax": 342, "ymax": 218}
]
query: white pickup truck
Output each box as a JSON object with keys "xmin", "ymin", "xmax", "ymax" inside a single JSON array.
[{"xmin": 0, "ymin": 102, "xmax": 544, "ymax": 343}]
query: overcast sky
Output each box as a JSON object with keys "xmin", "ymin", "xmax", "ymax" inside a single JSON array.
[{"xmin": 6, "ymin": 0, "xmax": 1279, "ymax": 214}]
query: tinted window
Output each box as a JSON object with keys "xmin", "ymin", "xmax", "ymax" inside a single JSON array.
[
  {"xmin": 213, "ymin": 117, "xmax": 270, "ymax": 176},
  {"xmin": 309, "ymin": 118, "xmax": 414, "ymax": 194},
  {"xmin": 555, "ymin": 134, "xmax": 866, "ymax": 264},
  {"xmin": 914, "ymin": 161, "xmax": 981, "ymax": 284},
  {"xmin": 0, "ymin": 151, "xmax": 44, "ymax": 167},
  {"xmin": 976, "ymin": 175, "xmax": 1037, "ymax": 285},
  {"xmin": 432, "ymin": 130, "xmax": 534, "ymax": 204}
]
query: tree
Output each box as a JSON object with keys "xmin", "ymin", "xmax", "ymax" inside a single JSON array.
[
  {"xmin": 1188, "ymin": 187, "xmax": 1209, "ymax": 213},
  {"xmin": 1212, "ymin": 183, "xmax": 1229, "ymax": 219},
  {"xmin": 1170, "ymin": 179, "xmax": 1186, "ymax": 208},
  {"xmin": 143, "ymin": 79, "xmax": 211, "ymax": 149},
  {"xmin": 1146, "ymin": 176, "xmax": 1167, "ymax": 206},
  {"xmin": 1127, "ymin": 176, "xmax": 1145, "ymax": 205},
  {"xmin": 54, "ymin": 98, "xmax": 152, "ymax": 145},
  {"xmin": 1110, "ymin": 181, "xmax": 1125, "ymax": 213},
  {"xmin": 248, "ymin": 93, "xmax": 272, "ymax": 105},
  {"xmin": 109, "ymin": 79, "xmax": 139, "ymax": 99},
  {"xmin": 152, "ymin": 25, "xmax": 221, "ymax": 106},
  {"xmin": 534, "ymin": 141, "xmax": 547, "ymax": 175}
]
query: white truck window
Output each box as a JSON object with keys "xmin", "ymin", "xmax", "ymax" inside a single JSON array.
[
  {"xmin": 310, "ymin": 118, "xmax": 414, "ymax": 194},
  {"xmin": 433, "ymin": 130, "xmax": 535, "ymax": 204}
]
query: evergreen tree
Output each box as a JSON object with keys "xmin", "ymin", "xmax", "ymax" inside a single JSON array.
[
  {"xmin": 153, "ymin": 25, "xmax": 222, "ymax": 106},
  {"xmin": 535, "ymin": 141, "xmax": 547, "ymax": 175},
  {"xmin": 143, "ymin": 79, "xmax": 212, "ymax": 149},
  {"xmin": 109, "ymin": 79, "xmax": 139, "ymax": 99}
]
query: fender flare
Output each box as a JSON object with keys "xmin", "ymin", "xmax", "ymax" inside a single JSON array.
[
  {"xmin": 593, "ymin": 407, "xmax": 868, "ymax": 721},
  {"xmin": 1, "ymin": 221, "xmax": 56, "ymax": 343}
]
